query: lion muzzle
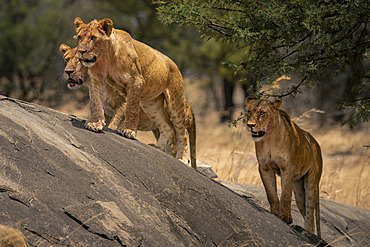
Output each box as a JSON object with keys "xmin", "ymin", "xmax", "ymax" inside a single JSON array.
[{"xmin": 247, "ymin": 123, "xmax": 266, "ymax": 139}]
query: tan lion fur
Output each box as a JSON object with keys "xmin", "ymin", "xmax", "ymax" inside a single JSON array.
[
  {"xmin": 0, "ymin": 225, "xmax": 28, "ymax": 247},
  {"xmin": 245, "ymin": 98, "xmax": 322, "ymax": 236},
  {"xmin": 60, "ymin": 44, "xmax": 196, "ymax": 168},
  {"xmin": 59, "ymin": 44, "xmax": 159, "ymax": 133},
  {"xmin": 73, "ymin": 17, "xmax": 189, "ymax": 163}
]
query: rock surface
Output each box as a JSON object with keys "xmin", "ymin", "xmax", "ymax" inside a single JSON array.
[
  {"xmin": 0, "ymin": 96, "xmax": 341, "ymax": 246},
  {"xmin": 219, "ymin": 180, "xmax": 370, "ymax": 247}
]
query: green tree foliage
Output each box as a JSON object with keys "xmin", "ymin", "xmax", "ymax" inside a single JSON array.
[{"xmin": 156, "ymin": 0, "xmax": 370, "ymax": 125}]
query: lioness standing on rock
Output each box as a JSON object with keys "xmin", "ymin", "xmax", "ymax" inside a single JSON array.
[
  {"xmin": 73, "ymin": 17, "xmax": 189, "ymax": 163},
  {"xmin": 245, "ymin": 98, "xmax": 322, "ymax": 236}
]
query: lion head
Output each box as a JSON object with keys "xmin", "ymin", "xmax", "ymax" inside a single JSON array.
[
  {"xmin": 59, "ymin": 44, "xmax": 88, "ymax": 90},
  {"xmin": 74, "ymin": 17, "xmax": 113, "ymax": 68},
  {"xmin": 245, "ymin": 98, "xmax": 282, "ymax": 142}
]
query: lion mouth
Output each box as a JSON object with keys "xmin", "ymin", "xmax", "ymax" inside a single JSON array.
[
  {"xmin": 251, "ymin": 130, "xmax": 265, "ymax": 138},
  {"xmin": 67, "ymin": 78, "xmax": 83, "ymax": 89}
]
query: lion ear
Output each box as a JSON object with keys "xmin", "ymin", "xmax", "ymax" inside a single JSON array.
[
  {"xmin": 98, "ymin": 18, "xmax": 113, "ymax": 36},
  {"xmin": 59, "ymin": 44, "xmax": 71, "ymax": 56},
  {"xmin": 272, "ymin": 99, "xmax": 283, "ymax": 109},
  {"xmin": 74, "ymin": 17, "xmax": 84, "ymax": 32}
]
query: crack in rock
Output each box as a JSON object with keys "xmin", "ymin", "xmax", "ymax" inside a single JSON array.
[
  {"xmin": 63, "ymin": 201, "xmax": 138, "ymax": 246},
  {"xmin": 0, "ymin": 185, "xmax": 17, "ymax": 193},
  {"xmin": 64, "ymin": 211, "xmax": 126, "ymax": 246},
  {"xmin": 25, "ymin": 227, "xmax": 61, "ymax": 245},
  {"xmin": 8, "ymin": 194, "xmax": 30, "ymax": 207}
]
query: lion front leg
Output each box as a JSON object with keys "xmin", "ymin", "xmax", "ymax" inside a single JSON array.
[
  {"xmin": 119, "ymin": 102, "xmax": 139, "ymax": 140},
  {"xmin": 258, "ymin": 165, "xmax": 279, "ymax": 216},
  {"xmin": 85, "ymin": 82, "xmax": 106, "ymax": 132},
  {"xmin": 118, "ymin": 77, "xmax": 142, "ymax": 140}
]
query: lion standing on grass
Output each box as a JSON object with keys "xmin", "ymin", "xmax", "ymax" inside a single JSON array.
[
  {"xmin": 73, "ymin": 17, "xmax": 189, "ymax": 163},
  {"xmin": 245, "ymin": 98, "xmax": 322, "ymax": 236}
]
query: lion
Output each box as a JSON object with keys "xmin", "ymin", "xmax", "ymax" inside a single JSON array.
[
  {"xmin": 0, "ymin": 224, "xmax": 28, "ymax": 247},
  {"xmin": 59, "ymin": 44, "xmax": 196, "ymax": 168},
  {"xmin": 245, "ymin": 98, "xmax": 322, "ymax": 236},
  {"xmin": 59, "ymin": 44, "xmax": 160, "ymax": 134},
  {"xmin": 73, "ymin": 17, "xmax": 189, "ymax": 163}
]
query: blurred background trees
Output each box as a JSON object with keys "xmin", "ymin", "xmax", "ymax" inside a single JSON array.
[
  {"xmin": 0, "ymin": 0, "xmax": 368, "ymax": 126},
  {"xmin": 0, "ymin": 0, "xmax": 96, "ymax": 104}
]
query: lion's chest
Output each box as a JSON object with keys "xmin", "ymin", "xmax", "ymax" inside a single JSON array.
[{"xmin": 256, "ymin": 141, "xmax": 290, "ymax": 172}]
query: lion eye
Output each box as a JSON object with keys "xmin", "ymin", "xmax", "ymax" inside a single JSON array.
[
  {"xmin": 91, "ymin": 36, "xmax": 96, "ymax": 41},
  {"xmin": 259, "ymin": 111, "xmax": 265, "ymax": 116}
]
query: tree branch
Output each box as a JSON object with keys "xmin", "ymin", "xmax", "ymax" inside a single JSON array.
[
  {"xmin": 345, "ymin": 97, "xmax": 370, "ymax": 103},
  {"xmin": 266, "ymin": 76, "xmax": 307, "ymax": 98}
]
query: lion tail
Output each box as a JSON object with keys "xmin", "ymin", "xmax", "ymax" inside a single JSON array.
[
  {"xmin": 188, "ymin": 106, "xmax": 197, "ymax": 169},
  {"xmin": 315, "ymin": 184, "xmax": 321, "ymax": 237}
]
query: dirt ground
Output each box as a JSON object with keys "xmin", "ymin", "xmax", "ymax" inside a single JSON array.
[{"xmin": 55, "ymin": 79, "xmax": 370, "ymax": 210}]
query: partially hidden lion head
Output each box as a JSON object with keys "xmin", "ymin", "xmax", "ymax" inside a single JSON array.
[
  {"xmin": 245, "ymin": 98, "xmax": 283, "ymax": 142},
  {"xmin": 74, "ymin": 17, "xmax": 113, "ymax": 68},
  {"xmin": 59, "ymin": 43, "xmax": 88, "ymax": 90}
]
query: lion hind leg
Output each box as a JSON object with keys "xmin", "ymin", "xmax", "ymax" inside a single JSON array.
[
  {"xmin": 141, "ymin": 96, "xmax": 173, "ymax": 153},
  {"xmin": 303, "ymin": 174, "xmax": 318, "ymax": 233},
  {"xmin": 294, "ymin": 177, "xmax": 306, "ymax": 218},
  {"xmin": 108, "ymin": 102, "xmax": 126, "ymax": 130},
  {"xmin": 279, "ymin": 171, "xmax": 294, "ymax": 224},
  {"xmin": 163, "ymin": 86, "xmax": 188, "ymax": 164},
  {"xmin": 315, "ymin": 184, "xmax": 321, "ymax": 237}
]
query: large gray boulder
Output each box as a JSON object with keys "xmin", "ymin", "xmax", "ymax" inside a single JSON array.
[
  {"xmin": 0, "ymin": 96, "xmax": 326, "ymax": 246},
  {"xmin": 219, "ymin": 180, "xmax": 370, "ymax": 247}
]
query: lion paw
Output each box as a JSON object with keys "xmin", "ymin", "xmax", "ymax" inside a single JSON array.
[
  {"xmin": 176, "ymin": 156, "xmax": 189, "ymax": 165},
  {"xmin": 279, "ymin": 214, "xmax": 293, "ymax": 224},
  {"xmin": 85, "ymin": 120, "xmax": 105, "ymax": 132},
  {"xmin": 118, "ymin": 129, "xmax": 137, "ymax": 140}
]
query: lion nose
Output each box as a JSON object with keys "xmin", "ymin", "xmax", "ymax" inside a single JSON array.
[
  {"xmin": 247, "ymin": 123, "xmax": 256, "ymax": 128},
  {"xmin": 65, "ymin": 70, "xmax": 73, "ymax": 76}
]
